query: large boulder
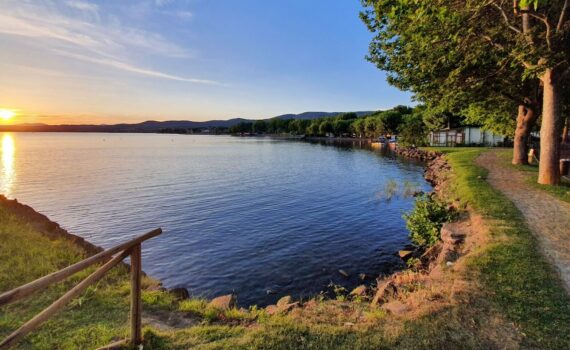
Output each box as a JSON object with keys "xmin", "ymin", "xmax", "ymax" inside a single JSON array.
[{"xmin": 209, "ymin": 294, "xmax": 236, "ymax": 310}]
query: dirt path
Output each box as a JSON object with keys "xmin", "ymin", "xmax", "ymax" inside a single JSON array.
[{"xmin": 476, "ymin": 150, "xmax": 570, "ymax": 293}]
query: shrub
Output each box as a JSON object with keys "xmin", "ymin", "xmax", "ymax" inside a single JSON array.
[{"xmin": 403, "ymin": 194, "xmax": 452, "ymax": 247}]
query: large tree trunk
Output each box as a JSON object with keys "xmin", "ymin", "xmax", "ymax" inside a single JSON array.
[
  {"xmin": 512, "ymin": 103, "xmax": 537, "ymax": 165},
  {"xmin": 538, "ymin": 68, "xmax": 562, "ymax": 185}
]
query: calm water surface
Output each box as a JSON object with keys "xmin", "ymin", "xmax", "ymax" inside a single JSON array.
[{"xmin": 0, "ymin": 133, "xmax": 430, "ymax": 305}]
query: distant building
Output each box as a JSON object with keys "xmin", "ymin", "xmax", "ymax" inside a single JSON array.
[{"xmin": 428, "ymin": 126, "xmax": 505, "ymax": 147}]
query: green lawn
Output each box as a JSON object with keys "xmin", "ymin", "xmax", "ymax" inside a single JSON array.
[{"xmin": 1, "ymin": 147, "xmax": 569, "ymax": 349}]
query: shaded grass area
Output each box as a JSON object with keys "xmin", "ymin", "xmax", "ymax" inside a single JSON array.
[
  {"xmin": 2, "ymin": 147, "xmax": 570, "ymax": 349},
  {"xmin": 493, "ymin": 149, "xmax": 570, "ymax": 203},
  {"xmin": 0, "ymin": 207, "xmax": 132, "ymax": 349}
]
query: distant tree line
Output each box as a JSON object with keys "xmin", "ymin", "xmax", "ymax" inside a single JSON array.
[{"xmin": 228, "ymin": 105, "xmax": 430, "ymax": 146}]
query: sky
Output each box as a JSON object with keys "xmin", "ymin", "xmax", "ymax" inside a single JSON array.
[{"xmin": 0, "ymin": 0, "xmax": 412, "ymax": 124}]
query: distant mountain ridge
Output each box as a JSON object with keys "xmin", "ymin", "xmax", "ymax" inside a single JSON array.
[{"xmin": 0, "ymin": 111, "xmax": 375, "ymax": 132}]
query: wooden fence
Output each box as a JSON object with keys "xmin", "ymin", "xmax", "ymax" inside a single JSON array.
[{"xmin": 0, "ymin": 228, "xmax": 163, "ymax": 349}]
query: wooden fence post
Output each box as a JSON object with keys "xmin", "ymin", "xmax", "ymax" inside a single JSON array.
[{"xmin": 130, "ymin": 244, "xmax": 142, "ymax": 346}]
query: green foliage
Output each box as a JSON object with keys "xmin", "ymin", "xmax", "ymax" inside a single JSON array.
[
  {"xmin": 404, "ymin": 194, "xmax": 452, "ymax": 247},
  {"xmin": 228, "ymin": 106, "xmax": 426, "ymax": 138},
  {"xmin": 398, "ymin": 112, "xmax": 427, "ymax": 146}
]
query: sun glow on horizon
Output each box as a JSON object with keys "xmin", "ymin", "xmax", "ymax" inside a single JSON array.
[{"xmin": 0, "ymin": 109, "xmax": 15, "ymax": 122}]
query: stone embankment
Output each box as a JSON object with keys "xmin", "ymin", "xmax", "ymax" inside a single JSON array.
[
  {"xmin": 393, "ymin": 147, "xmax": 441, "ymax": 161},
  {"xmin": 364, "ymin": 147, "xmax": 474, "ymax": 316}
]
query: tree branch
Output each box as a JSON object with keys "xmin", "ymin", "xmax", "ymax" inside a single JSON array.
[
  {"xmin": 480, "ymin": 34, "xmax": 535, "ymax": 69},
  {"xmin": 558, "ymin": 0, "xmax": 569, "ymax": 32},
  {"xmin": 528, "ymin": 13, "xmax": 553, "ymax": 50},
  {"xmin": 491, "ymin": 2, "xmax": 522, "ymax": 34}
]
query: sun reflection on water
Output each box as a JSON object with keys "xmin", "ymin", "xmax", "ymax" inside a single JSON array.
[{"xmin": 1, "ymin": 133, "xmax": 15, "ymax": 197}]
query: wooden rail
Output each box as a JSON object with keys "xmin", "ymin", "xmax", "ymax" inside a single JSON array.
[{"xmin": 0, "ymin": 228, "xmax": 163, "ymax": 349}]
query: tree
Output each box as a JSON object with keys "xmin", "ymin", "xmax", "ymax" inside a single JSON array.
[
  {"xmin": 253, "ymin": 120, "xmax": 267, "ymax": 134},
  {"xmin": 307, "ymin": 120, "xmax": 321, "ymax": 136},
  {"xmin": 333, "ymin": 119, "xmax": 352, "ymax": 136},
  {"xmin": 362, "ymin": 0, "xmax": 567, "ymax": 167},
  {"xmin": 338, "ymin": 112, "xmax": 358, "ymax": 121},
  {"xmin": 399, "ymin": 111, "xmax": 428, "ymax": 147},
  {"xmin": 351, "ymin": 118, "xmax": 366, "ymax": 138},
  {"xmin": 470, "ymin": 0, "xmax": 569, "ymax": 183},
  {"xmin": 361, "ymin": 0, "xmax": 546, "ymax": 166},
  {"xmin": 319, "ymin": 119, "xmax": 334, "ymax": 136},
  {"xmin": 365, "ymin": 116, "xmax": 382, "ymax": 137},
  {"xmin": 289, "ymin": 119, "xmax": 310, "ymax": 135}
]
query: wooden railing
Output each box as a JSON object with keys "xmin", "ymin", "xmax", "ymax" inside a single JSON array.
[{"xmin": 0, "ymin": 228, "xmax": 163, "ymax": 350}]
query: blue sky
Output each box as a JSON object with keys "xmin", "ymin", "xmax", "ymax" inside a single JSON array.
[{"xmin": 0, "ymin": 0, "xmax": 412, "ymax": 124}]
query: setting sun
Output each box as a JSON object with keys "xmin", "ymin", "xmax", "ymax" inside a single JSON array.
[{"xmin": 0, "ymin": 109, "xmax": 15, "ymax": 121}]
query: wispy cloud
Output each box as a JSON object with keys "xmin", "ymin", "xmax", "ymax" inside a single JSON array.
[
  {"xmin": 54, "ymin": 50, "xmax": 223, "ymax": 85},
  {"xmin": 174, "ymin": 11, "xmax": 193, "ymax": 19},
  {"xmin": 0, "ymin": 0, "xmax": 220, "ymax": 85},
  {"xmin": 65, "ymin": 1, "xmax": 98, "ymax": 14}
]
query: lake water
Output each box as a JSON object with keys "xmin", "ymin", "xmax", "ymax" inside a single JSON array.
[{"xmin": 0, "ymin": 133, "xmax": 430, "ymax": 306}]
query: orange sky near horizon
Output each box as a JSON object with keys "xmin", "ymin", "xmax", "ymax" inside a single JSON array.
[{"xmin": 0, "ymin": 108, "xmax": 217, "ymax": 126}]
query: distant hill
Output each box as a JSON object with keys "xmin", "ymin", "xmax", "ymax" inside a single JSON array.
[
  {"xmin": 274, "ymin": 111, "xmax": 373, "ymax": 120},
  {"xmin": 0, "ymin": 111, "xmax": 376, "ymax": 133}
]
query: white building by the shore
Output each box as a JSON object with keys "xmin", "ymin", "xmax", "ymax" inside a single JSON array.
[{"xmin": 428, "ymin": 127, "xmax": 505, "ymax": 147}]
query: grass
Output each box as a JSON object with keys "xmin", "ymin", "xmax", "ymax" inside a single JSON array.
[
  {"xmin": 0, "ymin": 206, "xmax": 255, "ymax": 349},
  {"xmin": 0, "ymin": 207, "xmax": 132, "ymax": 349},
  {"xmin": 2, "ymin": 147, "xmax": 570, "ymax": 349}
]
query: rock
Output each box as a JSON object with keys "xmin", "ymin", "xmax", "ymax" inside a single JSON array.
[
  {"xmin": 276, "ymin": 295, "xmax": 292, "ymax": 307},
  {"xmin": 169, "ymin": 287, "xmax": 189, "ymax": 300},
  {"xmin": 398, "ymin": 250, "xmax": 413, "ymax": 260},
  {"xmin": 265, "ymin": 305, "xmax": 279, "ymax": 315},
  {"xmin": 265, "ymin": 301, "xmax": 299, "ymax": 315},
  {"xmin": 338, "ymin": 269, "xmax": 350, "ymax": 278},
  {"xmin": 420, "ymin": 243, "xmax": 443, "ymax": 269},
  {"xmin": 280, "ymin": 302, "xmax": 299, "ymax": 313},
  {"xmin": 382, "ymin": 301, "xmax": 411, "ymax": 315},
  {"xmin": 371, "ymin": 280, "xmax": 397, "ymax": 305},
  {"xmin": 209, "ymin": 294, "xmax": 236, "ymax": 310},
  {"xmin": 350, "ymin": 285, "xmax": 367, "ymax": 296},
  {"xmin": 446, "ymin": 261, "xmax": 454, "ymax": 267},
  {"xmin": 146, "ymin": 284, "xmax": 167, "ymax": 292},
  {"xmin": 440, "ymin": 223, "xmax": 466, "ymax": 245},
  {"xmin": 303, "ymin": 299, "xmax": 318, "ymax": 309}
]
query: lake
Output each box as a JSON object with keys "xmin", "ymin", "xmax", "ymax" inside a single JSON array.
[{"xmin": 0, "ymin": 133, "xmax": 430, "ymax": 306}]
